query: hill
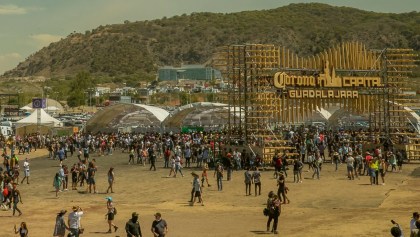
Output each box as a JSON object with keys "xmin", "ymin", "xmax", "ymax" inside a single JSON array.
[{"xmin": 2, "ymin": 3, "xmax": 420, "ymax": 79}]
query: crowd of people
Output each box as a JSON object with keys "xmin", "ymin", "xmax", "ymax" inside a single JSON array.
[{"xmin": 0, "ymin": 125, "xmax": 417, "ymax": 236}]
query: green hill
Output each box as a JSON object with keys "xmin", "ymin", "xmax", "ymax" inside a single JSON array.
[{"xmin": 2, "ymin": 3, "xmax": 420, "ymax": 79}]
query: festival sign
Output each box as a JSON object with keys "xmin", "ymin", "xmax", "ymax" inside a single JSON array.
[{"xmin": 273, "ymin": 61, "xmax": 383, "ymax": 98}]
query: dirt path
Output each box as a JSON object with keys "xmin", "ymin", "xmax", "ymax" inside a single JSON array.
[{"xmin": 0, "ymin": 150, "xmax": 418, "ymax": 236}]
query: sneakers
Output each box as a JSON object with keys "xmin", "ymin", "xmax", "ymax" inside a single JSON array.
[{"xmin": 114, "ymin": 226, "xmax": 118, "ymax": 232}]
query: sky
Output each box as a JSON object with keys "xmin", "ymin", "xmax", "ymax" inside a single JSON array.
[{"xmin": 0, "ymin": 0, "xmax": 419, "ymax": 75}]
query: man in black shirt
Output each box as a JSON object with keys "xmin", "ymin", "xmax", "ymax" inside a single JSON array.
[
  {"xmin": 126, "ymin": 212, "xmax": 142, "ymax": 237},
  {"xmin": 151, "ymin": 212, "xmax": 168, "ymax": 237}
]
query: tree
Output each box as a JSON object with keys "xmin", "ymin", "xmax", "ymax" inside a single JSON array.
[{"xmin": 66, "ymin": 72, "xmax": 95, "ymax": 108}]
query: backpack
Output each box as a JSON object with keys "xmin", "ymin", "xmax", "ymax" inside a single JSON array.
[{"xmin": 113, "ymin": 207, "xmax": 117, "ymax": 215}]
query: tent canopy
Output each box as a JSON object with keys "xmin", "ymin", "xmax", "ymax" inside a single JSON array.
[
  {"xmin": 15, "ymin": 109, "xmax": 62, "ymax": 128},
  {"xmin": 134, "ymin": 104, "xmax": 169, "ymax": 122}
]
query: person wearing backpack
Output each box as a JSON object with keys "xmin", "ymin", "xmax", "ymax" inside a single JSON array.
[
  {"xmin": 266, "ymin": 191, "xmax": 281, "ymax": 234},
  {"xmin": 105, "ymin": 197, "xmax": 118, "ymax": 233}
]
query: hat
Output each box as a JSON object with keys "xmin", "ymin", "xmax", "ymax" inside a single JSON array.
[
  {"xmin": 191, "ymin": 172, "xmax": 199, "ymax": 177},
  {"xmin": 58, "ymin": 209, "xmax": 67, "ymax": 215},
  {"xmin": 154, "ymin": 212, "xmax": 161, "ymax": 217},
  {"xmin": 391, "ymin": 226, "xmax": 402, "ymax": 236},
  {"xmin": 72, "ymin": 206, "xmax": 79, "ymax": 211},
  {"xmin": 365, "ymin": 152, "xmax": 370, "ymax": 155},
  {"xmin": 132, "ymin": 212, "xmax": 139, "ymax": 217},
  {"xmin": 105, "ymin": 197, "xmax": 113, "ymax": 201}
]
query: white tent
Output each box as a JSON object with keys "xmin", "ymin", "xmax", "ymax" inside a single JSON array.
[
  {"xmin": 134, "ymin": 104, "xmax": 170, "ymax": 122},
  {"xmin": 15, "ymin": 109, "xmax": 62, "ymax": 128},
  {"xmin": 20, "ymin": 105, "xmax": 33, "ymax": 111}
]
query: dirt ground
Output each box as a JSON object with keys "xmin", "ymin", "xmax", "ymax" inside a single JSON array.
[{"xmin": 1, "ymin": 149, "xmax": 419, "ymax": 237}]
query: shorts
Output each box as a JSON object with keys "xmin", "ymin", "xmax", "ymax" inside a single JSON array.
[
  {"xmin": 379, "ymin": 169, "xmax": 386, "ymax": 177},
  {"xmin": 84, "ymin": 153, "xmax": 89, "ymax": 159},
  {"xmin": 107, "ymin": 212, "xmax": 114, "ymax": 220},
  {"xmin": 88, "ymin": 177, "xmax": 95, "ymax": 185},
  {"xmin": 347, "ymin": 166, "xmax": 354, "ymax": 172},
  {"xmin": 194, "ymin": 191, "xmax": 201, "ymax": 197},
  {"xmin": 24, "ymin": 170, "xmax": 30, "ymax": 177}
]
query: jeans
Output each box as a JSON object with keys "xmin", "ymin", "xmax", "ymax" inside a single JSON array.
[
  {"xmin": 69, "ymin": 228, "xmax": 80, "ymax": 237},
  {"xmin": 13, "ymin": 202, "xmax": 21, "ymax": 215},
  {"xmin": 267, "ymin": 214, "xmax": 279, "ymax": 231},
  {"xmin": 175, "ymin": 165, "xmax": 183, "ymax": 176},
  {"xmin": 312, "ymin": 166, "xmax": 320, "ymax": 179},
  {"xmin": 217, "ymin": 176, "xmax": 223, "ymax": 191}
]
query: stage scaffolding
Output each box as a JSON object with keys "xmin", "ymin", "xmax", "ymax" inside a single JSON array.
[{"xmin": 213, "ymin": 42, "xmax": 419, "ymax": 162}]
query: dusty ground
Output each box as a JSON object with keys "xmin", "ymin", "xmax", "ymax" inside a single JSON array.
[{"xmin": 1, "ymin": 149, "xmax": 419, "ymax": 237}]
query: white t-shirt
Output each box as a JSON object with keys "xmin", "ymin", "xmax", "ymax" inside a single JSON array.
[
  {"xmin": 346, "ymin": 156, "xmax": 355, "ymax": 167},
  {"xmin": 68, "ymin": 211, "xmax": 83, "ymax": 229},
  {"xmin": 23, "ymin": 161, "xmax": 29, "ymax": 171},
  {"xmin": 410, "ymin": 218, "xmax": 418, "ymax": 232}
]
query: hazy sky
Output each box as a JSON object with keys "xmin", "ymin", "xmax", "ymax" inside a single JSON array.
[{"xmin": 0, "ymin": 0, "xmax": 419, "ymax": 75}]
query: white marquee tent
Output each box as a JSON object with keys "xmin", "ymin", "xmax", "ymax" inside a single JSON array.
[{"xmin": 15, "ymin": 109, "xmax": 62, "ymax": 128}]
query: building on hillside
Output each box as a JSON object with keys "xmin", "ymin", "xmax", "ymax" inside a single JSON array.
[
  {"xmin": 115, "ymin": 87, "xmax": 137, "ymax": 96},
  {"xmin": 137, "ymin": 88, "xmax": 155, "ymax": 104},
  {"xmin": 95, "ymin": 87, "xmax": 111, "ymax": 96},
  {"xmin": 108, "ymin": 93, "xmax": 133, "ymax": 104},
  {"xmin": 158, "ymin": 65, "xmax": 222, "ymax": 81}
]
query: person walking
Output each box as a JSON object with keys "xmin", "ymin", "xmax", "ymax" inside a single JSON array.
[
  {"xmin": 277, "ymin": 172, "xmax": 290, "ymax": 204},
  {"xmin": 105, "ymin": 197, "xmax": 118, "ymax": 233},
  {"xmin": 292, "ymin": 158, "xmax": 303, "ymax": 183},
  {"xmin": 214, "ymin": 162, "xmax": 224, "ymax": 191},
  {"xmin": 163, "ymin": 147, "xmax": 170, "ymax": 168},
  {"xmin": 14, "ymin": 222, "xmax": 28, "ymax": 237},
  {"xmin": 190, "ymin": 172, "xmax": 204, "ymax": 206},
  {"xmin": 346, "ymin": 153, "xmax": 355, "ymax": 180},
  {"xmin": 379, "ymin": 158, "xmax": 387, "ymax": 185},
  {"xmin": 311, "ymin": 155, "xmax": 322, "ymax": 179},
  {"xmin": 20, "ymin": 158, "xmax": 29, "ymax": 185},
  {"xmin": 68, "ymin": 206, "xmax": 84, "ymax": 237},
  {"xmin": 252, "ymin": 167, "xmax": 262, "ymax": 196},
  {"xmin": 167, "ymin": 156, "xmax": 176, "ymax": 177},
  {"xmin": 174, "ymin": 155, "xmax": 184, "ymax": 178},
  {"xmin": 106, "ymin": 167, "xmax": 115, "ymax": 194},
  {"xmin": 244, "ymin": 167, "xmax": 252, "ymax": 196},
  {"xmin": 201, "ymin": 164, "xmax": 211, "ymax": 187},
  {"xmin": 53, "ymin": 173, "xmax": 62, "ymax": 198},
  {"xmin": 410, "ymin": 212, "xmax": 419, "ymax": 237},
  {"xmin": 128, "ymin": 148, "xmax": 135, "ymax": 165},
  {"xmin": 11, "ymin": 183, "xmax": 22, "ymax": 216},
  {"xmin": 151, "ymin": 212, "xmax": 168, "ymax": 237},
  {"xmin": 266, "ymin": 191, "xmax": 281, "ymax": 234},
  {"xmin": 53, "ymin": 209, "xmax": 69, "ymax": 237},
  {"xmin": 149, "ymin": 154, "xmax": 157, "ymax": 171},
  {"xmin": 87, "ymin": 162, "xmax": 97, "ymax": 193},
  {"xmin": 125, "ymin": 212, "xmax": 142, "ymax": 237}
]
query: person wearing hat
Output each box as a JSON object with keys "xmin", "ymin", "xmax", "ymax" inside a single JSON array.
[
  {"xmin": 214, "ymin": 161, "xmax": 224, "ymax": 191},
  {"xmin": 125, "ymin": 212, "xmax": 142, "ymax": 237},
  {"xmin": 105, "ymin": 197, "xmax": 118, "ymax": 233},
  {"xmin": 151, "ymin": 212, "xmax": 168, "ymax": 237},
  {"xmin": 68, "ymin": 206, "xmax": 84, "ymax": 237},
  {"xmin": 388, "ymin": 151, "xmax": 397, "ymax": 172},
  {"xmin": 20, "ymin": 158, "xmax": 30, "ymax": 185},
  {"xmin": 410, "ymin": 212, "xmax": 419, "ymax": 237},
  {"xmin": 391, "ymin": 220, "xmax": 404, "ymax": 237},
  {"xmin": 190, "ymin": 172, "xmax": 203, "ymax": 206},
  {"xmin": 53, "ymin": 209, "xmax": 68, "ymax": 237}
]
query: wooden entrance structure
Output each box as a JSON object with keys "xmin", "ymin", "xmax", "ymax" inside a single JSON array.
[{"xmin": 213, "ymin": 42, "xmax": 418, "ymax": 161}]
